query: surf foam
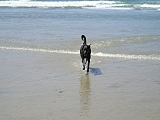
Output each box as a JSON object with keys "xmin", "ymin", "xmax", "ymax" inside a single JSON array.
[
  {"xmin": 0, "ymin": 1, "xmax": 159, "ymax": 10},
  {"xmin": 0, "ymin": 46, "xmax": 79, "ymax": 54},
  {"xmin": 93, "ymin": 52, "xmax": 160, "ymax": 61}
]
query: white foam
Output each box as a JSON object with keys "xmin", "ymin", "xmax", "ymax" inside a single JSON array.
[
  {"xmin": 0, "ymin": 1, "xmax": 159, "ymax": 10},
  {"xmin": 8, "ymin": 0, "xmax": 30, "ymax": 1},
  {"xmin": 93, "ymin": 52, "xmax": 160, "ymax": 61},
  {"xmin": 140, "ymin": 4, "xmax": 160, "ymax": 9},
  {"xmin": 0, "ymin": 1, "xmax": 116, "ymax": 8},
  {"xmin": 0, "ymin": 46, "xmax": 79, "ymax": 54},
  {"xmin": 1, "ymin": 46, "xmax": 160, "ymax": 61}
]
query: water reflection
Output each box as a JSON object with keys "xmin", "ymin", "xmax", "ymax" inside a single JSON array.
[{"xmin": 79, "ymin": 75, "xmax": 91, "ymax": 113}]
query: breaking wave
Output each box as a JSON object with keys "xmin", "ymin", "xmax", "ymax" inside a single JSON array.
[{"xmin": 0, "ymin": 0, "xmax": 160, "ymax": 10}]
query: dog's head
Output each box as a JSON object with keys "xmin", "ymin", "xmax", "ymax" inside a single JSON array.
[
  {"xmin": 83, "ymin": 45, "xmax": 88, "ymax": 57},
  {"xmin": 81, "ymin": 44, "xmax": 91, "ymax": 57}
]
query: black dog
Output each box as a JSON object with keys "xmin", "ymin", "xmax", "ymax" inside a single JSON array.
[{"xmin": 80, "ymin": 35, "xmax": 91, "ymax": 73}]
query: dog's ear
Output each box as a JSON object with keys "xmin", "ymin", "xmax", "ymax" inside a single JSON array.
[{"xmin": 88, "ymin": 44, "xmax": 91, "ymax": 49}]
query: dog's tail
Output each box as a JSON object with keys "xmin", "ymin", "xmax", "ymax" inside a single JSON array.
[{"xmin": 81, "ymin": 35, "xmax": 86, "ymax": 44}]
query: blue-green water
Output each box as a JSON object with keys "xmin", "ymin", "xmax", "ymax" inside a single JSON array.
[{"xmin": 0, "ymin": 0, "xmax": 160, "ymax": 60}]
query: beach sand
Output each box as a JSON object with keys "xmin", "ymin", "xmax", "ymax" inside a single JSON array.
[{"xmin": 0, "ymin": 49, "xmax": 160, "ymax": 120}]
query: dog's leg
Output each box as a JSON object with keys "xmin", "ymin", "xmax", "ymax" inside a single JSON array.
[
  {"xmin": 82, "ymin": 58, "xmax": 85, "ymax": 70},
  {"xmin": 87, "ymin": 58, "xmax": 90, "ymax": 73}
]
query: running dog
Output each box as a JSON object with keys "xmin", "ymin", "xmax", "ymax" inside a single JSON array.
[{"xmin": 80, "ymin": 35, "xmax": 91, "ymax": 73}]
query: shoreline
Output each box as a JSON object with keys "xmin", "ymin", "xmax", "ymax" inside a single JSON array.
[
  {"xmin": 1, "ymin": 46, "xmax": 160, "ymax": 61},
  {"xmin": 0, "ymin": 49, "xmax": 160, "ymax": 120}
]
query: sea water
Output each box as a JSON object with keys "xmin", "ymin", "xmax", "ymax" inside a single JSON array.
[{"xmin": 0, "ymin": 0, "xmax": 160, "ymax": 60}]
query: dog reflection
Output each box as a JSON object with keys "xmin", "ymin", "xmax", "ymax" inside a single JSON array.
[{"xmin": 79, "ymin": 75, "xmax": 91, "ymax": 111}]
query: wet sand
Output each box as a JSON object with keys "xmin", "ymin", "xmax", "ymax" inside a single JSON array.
[{"xmin": 0, "ymin": 50, "xmax": 160, "ymax": 120}]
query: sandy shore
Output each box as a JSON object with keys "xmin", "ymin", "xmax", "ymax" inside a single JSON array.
[{"xmin": 0, "ymin": 50, "xmax": 160, "ymax": 120}]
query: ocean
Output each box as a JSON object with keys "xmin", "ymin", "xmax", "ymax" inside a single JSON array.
[{"xmin": 0, "ymin": 0, "xmax": 160, "ymax": 60}]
